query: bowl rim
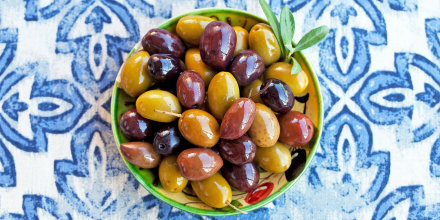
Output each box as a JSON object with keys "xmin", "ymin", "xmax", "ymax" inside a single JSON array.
[{"xmin": 110, "ymin": 7, "xmax": 324, "ymax": 216}]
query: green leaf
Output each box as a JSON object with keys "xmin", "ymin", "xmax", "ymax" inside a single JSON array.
[
  {"xmin": 280, "ymin": 5, "xmax": 295, "ymax": 55},
  {"xmin": 258, "ymin": 0, "xmax": 285, "ymax": 57},
  {"xmin": 294, "ymin": 25, "xmax": 329, "ymax": 52},
  {"xmin": 291, "ymin": 57, "xmax": 302, "ymax": 75}
]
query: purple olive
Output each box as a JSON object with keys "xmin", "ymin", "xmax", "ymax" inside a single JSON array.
[
  {"xmin": 285, "ymin": 149, "xmax": 307, "ymax": 181},
  {"xmin": 218, "ymin": 135, "xmax": 256, "ymax": 165},
  {"xmin": 200, "ymin": 21, "xmax": 236, "ymax": 70},
  {"xmin": 260, "ymin": 78, "xmax": 294, "ymax": 114},
  {"xmin": 153, "ymin": 125, "xmax": 184, "ymax": 156},
  {"xmin": 176, "ymin": 70, "xmax": 205, "ymax": 108},
  {"xmin": 119, "ymin": 109, "xmax": 152, "ymax": 141},
  {"xmin": 222, "ymin": 162, "xmax": 259, "ymax": 192},
  {"xmin": 141, "ymin": 28, "xmax": 185, "ymax": 58},
  {"xmin": 149, "ymin": 82, "xmax": 177, "ymax": 95},
  {"xmin": 229, "ymin": 50, "xmax": 265, "ymax": 86},
  {"xmin": 147, "ymin": 54, "xmax": 183, "ymax": 83}
]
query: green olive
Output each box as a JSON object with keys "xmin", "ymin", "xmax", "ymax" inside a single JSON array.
[
  {"xmin": 176, "ymin": 15, "xmax": 214, "ymax": 45},
  {"xmin": 265, "ymin": 62, "xmax": 309, "ymax": 95},
  {"xmin": 241, "ymin": 79, "xmax": 263, "ymax": 103},
  {"xmin": 136, "ymin": 90, "xmax": 182, "ymax": 122},
  {"xmin": 119, "ymin": 51, "xmax": 152, "ymax": 97},
  {"xmin": 249, "ymin": 23, "xmax": 281, "ymax": 66},
  {"xmin": 207, "ymin": 71, "xmax": 240, "ymax": 120},
  {"xmin": 255, "ymin": 142, "xmax": 291, "ymax": 173},
  {"xmin": 191, "ymin": 172, "xmax": 232, "ymax": 208},
  {"xmin": 185, "ymin": 48, "xmax": 216, "ymax": 86},
  {"xmin": 248, "ymin": 103, "xmax": 280, "ymax": 147},
  {"xmin": 233, "ymin": 26, "xmax": 249, "ymax": 56},
  {"xmin": 159, "ymin": 155, "xmax": 188, "ymax": 193},
  {"xmin": 178, "ymin": 109, "xmax": 220, "ymax": 148}
]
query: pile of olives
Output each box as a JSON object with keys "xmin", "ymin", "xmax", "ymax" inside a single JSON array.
[{"xmin": 118, "ymin": 15, "xmax": 314, "ymax": 210}]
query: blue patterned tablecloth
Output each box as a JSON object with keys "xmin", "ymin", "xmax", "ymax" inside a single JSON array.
[{"xmin": 1, "ymin": 0, "xmax": 440, "ymax": 219}]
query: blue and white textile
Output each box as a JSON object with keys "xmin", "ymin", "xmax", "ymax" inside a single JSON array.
[{"xmin": 0, "ymin": 0, "xmax": 439, "ymax": 219}]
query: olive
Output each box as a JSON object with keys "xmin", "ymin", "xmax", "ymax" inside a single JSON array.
[
  {"xmin": 176, "ymin": 70, "xmax": 205, "ymax": 108},
  {"xmin": 248, "ymin": 103, "xmax": 280, "ymax": 147},
  {"xmin": 176, "ymin": 15, "xmax": 215, "ymax": 45},
  {"xmin": 233, "ymin": 26, "xmax": 249, "ymax": 56},
  {"xmin": 178, "ymin": 109, "xmax": 220, "ymax": 147},
  {"xmin": 242, "ymin": 79, "xmax": 263, "ymax": 103},
  {"xmin": 254, "ymin": 142, "xmax": 291, "ymax": 173},
  {"xmin": 153, "ymin": 125, "xmax": 183, "ymax": 155},
  {"xmin": 229, "ymin": 50, "xmax": 265, "ymax": 86},
  {"xmin": 249, "ymin": 23, "xmax": 281, "ymax": 66},
  {"xmin": 285, "ymin": 148, "xmax": 307, "ymax": 181},
  {"xmin": 265, "ymin": 62, "xmax": 309, "ymax": 95},
  {"xmin": 185, "ymin": 48, "xmax": 216, "ymax": 86},
  {"xmin": 218, "ymin": 135, "xmax": 256, "ymax": 165},
  {"xmin": 200, "ymin": 21, "xmax": 237, "ymax": 70},
  {"xmin": 191, "ymin": 172, "xmax": 232, "ymax": 208},
  {"xmin": 136, "ymin": 90, "xmax": 182, "ymax": 123},
  {"xmin": 141, "ymin": 28, "xmax": 185, "ymax": 58},
  {"xmin": 260, "ymin": 78, "xmax": 294, "ymax": 114},
  {"xmin": 222, "ymin": 162, "xmax": 259, "ymax": 192},
  {"xmin": 278, "ymin": 111, "xmax": 314, "ymax": 146},
  {"xmin": 149, "ymin": 82, "xmax": 177, "ymax": 95},
  {"xmin": 120, "ymin": 142, "xmax": 161, "ymax": 168},
  {"xmin": 119, "ymin": 109, "xmax": 152, "ymax": 141},
  {"xmin": 207, "ymin": 71, "xmax": 240, "ymax": 120},
  {"xmin": 119, "ymin": 51, "xmax": 152, "ymax": 97},
  {"xmin": 159, "ymin": 155, "xmax": 188, "ymax": 193},
  {"xmin": 177, "ymin": 148, "xmax": 223, "ymax": 181},
  {"xmin": 220, "ymin": 98, "xmax": 256, "ymax": 140},
  {"xmin": 147, "ymin": 54, "xmax": 183, "ymax": 83}
]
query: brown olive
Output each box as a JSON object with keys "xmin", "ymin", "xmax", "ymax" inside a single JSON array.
[
  {"xmin": 176, "ymin": 70, "xmax": 205, "ymax": 108},
  {"xmin": 200, "ymin": 21, "xmax": 237, "ymax": 70},
  {"xmin": 218, "ymin": 135, "xmax": 256, "ymax": 165},
  {"xmin": 229, "ymin": 50, "xmax": 265, "ymax": 86},
  {"xmin": 220, "ymin": 98, "xmax": 256, "ymax": 140},
  {"xmin": 141, "ymin": 28, "xmax": 185, "ymax": 58},
  {"xmin": 119, "ymin": 109, "xmax": 152, "ymax": 141},
  {"xmin": 120, "ymin": 142, "xmax": 161, "ymax": 168},
  {"xmin": 147, "ymin": 54, "xmax": 183, "ymax": 83},
  {"xmin": 177, "ymin": 148, "xmax": 223, "ymax": 181},
  {"xmin": 222, "ymin": 162, "xmax": 259, "ymax": 192},
  {"xmin": 278, "ymin": 111, "xmax": 314, "ymax": 146}
]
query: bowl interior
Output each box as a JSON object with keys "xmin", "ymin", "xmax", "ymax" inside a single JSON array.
[{"xmin": 110, "ymin": 8, "xmax": 324, "ymax": 216}]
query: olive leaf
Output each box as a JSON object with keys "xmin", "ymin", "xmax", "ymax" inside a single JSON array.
[
  {"xmin": 258, "ymin": 0, "xmax": 285, "ymax": 57},
  {"xmin": 294, "ymin": 25, "xmax": 329, "ymax": 52},
  {"xmin": 291, "ymin": 57, "xmax": 302, "ymax": 75},
  {"xmin": 258, "ymin": 0, "xmax": 328, "ymax": 71},
  {"xmin": 280, "ymin": 5, "xmax": 295, "ymax": 56}
]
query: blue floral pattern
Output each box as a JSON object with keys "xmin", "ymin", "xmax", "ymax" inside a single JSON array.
[{"xmin": 1, "ymin": 0, "xmax": 440, "ymax": 219}]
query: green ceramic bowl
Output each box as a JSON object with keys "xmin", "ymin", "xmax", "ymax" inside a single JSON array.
[{"xmin": 111, "ymin": 8, "xmax": 323, "ymax": 216}]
